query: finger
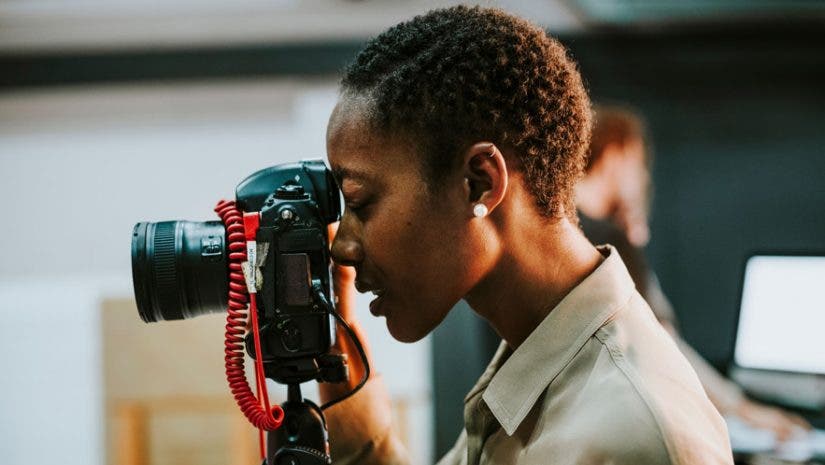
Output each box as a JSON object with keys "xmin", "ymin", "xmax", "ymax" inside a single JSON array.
[
  {"xmin": 325, "ymin": 222, "xmax": 374, "ymax": 385},
  {"xmin": 328, "ymin": 222, "xmax": 357, "ymax": 318},
  {"xmin": 784, "ymin": 412, "xmax": 812, "ymax": 431},
  {"xmin": 337, "ymin": 323, "xmax": 373, "ymax": 389},
  {"xmin": 773, "ymin": 420, "xmax": 795, "ymax": 442},
  {"xmin": 333, "ymin": 261, "xmax": 357, "ymax": 286},
  {"xmin": 739, "ymin": 403, "xmax": 792, "ymax": 440},
  {"xmin": 327, "ymin": 222, "xmax": 339, "ymax": 242},
  {"xmin": 332, "ymin": 263, "xmax": 357, "ymax": 320},
  {"xmin": 346, "ymin": 321, "xmax": 373, "ymax": 363},
  {"xmin": 764, "ymin": 411, "xmax": 799, "ymax": 442}
]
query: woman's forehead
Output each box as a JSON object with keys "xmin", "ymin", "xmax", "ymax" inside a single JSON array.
[
  {"xmin": 328, "ymin": 111, "xmax": 418, "ymax": 175},
  {"xmin": 327, "ymin": 117, "xmax": 386, "ymax": 174},
  {"xmin": 328, "ymin": 137, "xmax": 416, "ymax": 189},
  {"xmin": 327, "ymin": 98, "xmax": 380, "ymax": 150}
]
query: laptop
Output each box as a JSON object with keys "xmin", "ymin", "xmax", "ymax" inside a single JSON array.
[
  {"xmin": 730, "ymin": 253, "xmax": 825, "ymax": 410},
  {"xmin": 727, "ymin": 253, "xmax": 825, "ymax": 459}
]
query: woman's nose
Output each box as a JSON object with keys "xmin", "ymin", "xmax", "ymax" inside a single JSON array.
[{"xmin": 330, "ymin": 225, "xmax": 364, "ymax": 267}]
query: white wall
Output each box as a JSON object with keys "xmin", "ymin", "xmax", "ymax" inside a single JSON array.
[
  {"xmin": 0, "ymin": 79, "xmax": 432, "ymax": 465},
  {"xmin": 0, "ymin": 0, "xmax": 581, "ymax": 53}
]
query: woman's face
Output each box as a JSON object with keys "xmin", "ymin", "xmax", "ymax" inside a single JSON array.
[{"xmin": 326, "ymin": 100, "xmax": 483, "ymax": 342}]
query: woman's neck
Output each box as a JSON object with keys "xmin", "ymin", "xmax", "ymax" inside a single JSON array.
[{"xmin": 464, "ymin": 217, "xmax": 603, "ymax": 350}]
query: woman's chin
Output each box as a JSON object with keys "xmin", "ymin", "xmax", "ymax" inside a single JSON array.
[
  {"xmin": 385, "ymin": 315, "xmax": 429, "ymax": 344},
  {"xmin": 384, "ymin": 300, "xmax": 458, "ymax": 343}
]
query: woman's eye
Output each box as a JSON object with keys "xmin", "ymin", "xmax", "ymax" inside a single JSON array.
[
  {"xmin": 341, "ymin": 184, "xmax": 375, "ymax": 216},
  {"xmin": 345, "ymin": 198, "xmax": 374, "ymax": 217},
  {"xmin": 346, "ymin": 202, "xmax": 366, "ymax": 213}
]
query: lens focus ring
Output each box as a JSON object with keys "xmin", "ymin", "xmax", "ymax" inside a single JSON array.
[{"xmin": 152, "ymin": 222, "xmax": 183, "ymax": 320}]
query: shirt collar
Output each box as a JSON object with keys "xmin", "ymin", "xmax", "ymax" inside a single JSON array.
[{"xmin": 477, "ymin": 245, "xmax": 636, "ymax": 436}]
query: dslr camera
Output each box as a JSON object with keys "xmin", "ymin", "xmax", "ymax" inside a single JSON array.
[{"xmin": 131, "ymin": 160, "xmax": 362, "ymax": 465}]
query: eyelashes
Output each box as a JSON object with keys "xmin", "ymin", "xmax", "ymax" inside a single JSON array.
[
  {"xmin": 346, "ymin": 202, "xmax": 369, "ymax": 214},
  {"xmin": 345, "ymin": 197, "xmax": 376, "ymax": 220}
]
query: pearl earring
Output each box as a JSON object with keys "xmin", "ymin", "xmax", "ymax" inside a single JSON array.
[{"xmin": 473, "ymin": 203, "xmax": 488, "ymax": 218}]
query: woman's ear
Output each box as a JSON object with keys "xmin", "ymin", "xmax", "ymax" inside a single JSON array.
[{"xmin": 462, "ymin": 142, "xmax": 508, "ymax": 217}]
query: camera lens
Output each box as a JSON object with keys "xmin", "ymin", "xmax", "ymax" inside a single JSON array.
[{"xmin": 131, "ymin": 221, "xmax": 228, "ymax": 322}]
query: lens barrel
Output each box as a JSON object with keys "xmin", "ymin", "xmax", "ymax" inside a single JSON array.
[{"xmin": 131, "ymin": 221, "xmax": 228, "ymax": 322}]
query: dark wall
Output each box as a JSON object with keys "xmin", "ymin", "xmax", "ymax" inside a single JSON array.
[
  {"xmin": 432, "ymin": 23, "xmax": 825, "ymax": 460},
  {"xmin": 570, "ymin": 25, "xmax": 825, "ymax": 368}
]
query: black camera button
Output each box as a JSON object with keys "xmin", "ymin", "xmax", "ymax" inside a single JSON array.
[{"xmin": 280, "ymin": 320, "xmax": 303, "ymax": 353}]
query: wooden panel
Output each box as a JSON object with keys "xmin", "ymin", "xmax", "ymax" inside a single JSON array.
[
  {"xmin": 101, "ymin": 297, "xmax": 422, "ymax": 463},
  {"xmin": 102, "ymin": 298, "xmax": 262, "ymax": 465}
]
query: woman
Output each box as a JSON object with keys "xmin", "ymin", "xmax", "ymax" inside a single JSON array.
[
  {"xmin": 577, "ymin": 106, "xmax": 811, "ymax": 441},
  {"xmin": 319, "ymin": 6, "xmax": 732, "ymax": 465}
]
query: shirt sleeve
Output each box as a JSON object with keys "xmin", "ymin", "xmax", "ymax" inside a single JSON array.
[
  {"xmin": 323, "ymin": 374, "xmax": 411, "ymax": 465},
  {"xmin": 672, "ymin": 337, "xmax": 745, "ymax": 414},
  {"xmin": 644, "ymin": 275, "xmax": 745, "ymax": 414}
]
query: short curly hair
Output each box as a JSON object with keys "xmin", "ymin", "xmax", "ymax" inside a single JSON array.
[{"xmin": 340, "ymin": 5, "xmax": 591, "ymax": 218}]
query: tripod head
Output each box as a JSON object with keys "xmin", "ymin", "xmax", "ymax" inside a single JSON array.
[{"xmin": 265, "ymin": 385, "xmax": 330, "ymax": 465}]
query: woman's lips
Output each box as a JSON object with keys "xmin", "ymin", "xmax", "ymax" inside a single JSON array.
[
  {"xmin": 355, "ymin": 278, "xmax": 386, "ymax": 316},
  {"xmin": 368, "ymin": 290, "xmax": 386, "ymax": 316}
]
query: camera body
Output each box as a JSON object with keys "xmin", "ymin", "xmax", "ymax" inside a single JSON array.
[
  {"xmin": 132, "ymin": 159, "xmax": 343, "ymax": 384},
  {"xmin": 237, "ymin": 162, "xmax": 341, "ymax": 382}
]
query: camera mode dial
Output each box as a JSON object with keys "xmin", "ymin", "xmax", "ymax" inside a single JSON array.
[{"xmin": 275, "ymin": 184, "xmax": 308, "ymax": 200}]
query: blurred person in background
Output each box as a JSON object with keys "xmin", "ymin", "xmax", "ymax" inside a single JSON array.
[
  {"xmin": 576, "ymin": 105, "xmax": 812, "ymax": 441},
  {"xmin": 316, "ymin": 6, "xmax": 733, "ymax": 465}
]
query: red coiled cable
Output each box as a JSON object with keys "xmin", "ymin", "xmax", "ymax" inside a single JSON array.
[{"xmin": 214, "ymin": 200, "xmax": 284, "ymax": 453}]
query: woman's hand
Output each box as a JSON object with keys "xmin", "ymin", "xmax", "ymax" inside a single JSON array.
[
  {"xmin": 321, "ymin": 223, "xmax": 374, "ymax": 403},
  {"xmin": 319, "ymin": 224, "xmax": 407, "ymax": 463},
  {"xmin": 735, "ymin": 398, "xmax": 811, "ymax": 442}
]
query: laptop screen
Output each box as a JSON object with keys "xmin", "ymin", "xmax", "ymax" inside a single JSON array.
[{"xmin": 734, "ymin": 254, "xmax": 825, "ymax": 375}]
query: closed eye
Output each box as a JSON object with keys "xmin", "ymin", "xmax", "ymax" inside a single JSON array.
[
  {"xmin": 346, "ymin": 202, "xmax": 368, "ymax": 213},
  {"xmin": 345, "ymin": 197, "xmax": 376, "ymax": 219}
]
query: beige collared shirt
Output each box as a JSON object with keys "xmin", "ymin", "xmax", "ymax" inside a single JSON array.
[{"xmin": 326, "ymin": 246, "xmax": 734, "ymax": 465}]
